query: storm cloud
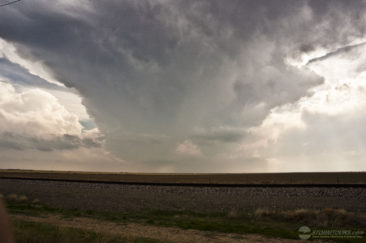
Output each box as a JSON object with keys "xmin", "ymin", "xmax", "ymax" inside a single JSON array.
[{"xmin": 1, "ymin": 0, "xmax": 366, "ymax": 172}]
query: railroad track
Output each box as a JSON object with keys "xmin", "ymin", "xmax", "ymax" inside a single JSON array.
[
  {"xmin": 0, "ymin": 170, "xmax": 365, "ymax": 187},
  {"xmin": 0, "ymin": 176, "xmax": 366, "ymax": 187}
]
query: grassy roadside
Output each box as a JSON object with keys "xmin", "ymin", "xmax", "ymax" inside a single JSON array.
[
  {"xmin": 5, "ymin": 199, "xmax": 366, "ymax": 242},
  {"xmin": 6, "ymin": 201, "xmax": 298, "ymax": 240},
  {"xmin": 12, "ymin": 220, "xmax": 162, "ymax": 243}
]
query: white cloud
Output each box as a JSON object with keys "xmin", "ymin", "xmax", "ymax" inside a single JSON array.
[
  {"xmin": 176, "ymin": 140, "xmax": 202, "ymax": 157},
  {"xmin": 243, "ymin": 41, "xmax": 366, "ymax": 171},
  {"xmin": 0, "ymin": 147, "xmax": 126, "ymax": 172},
  {"xmin": 0, "ymin": 81, "xmax": 81, "ymax": 136},
  {"xmin": 0, "ymin": 80, "xmax": 125, "ymax": 170},
  {"xmin": 46, "ymin": 89, "xmax": 91, "ymax": 121},
  {"xmin": 0, "ymin": 81, "xmax": 102, "ymax": 151}
]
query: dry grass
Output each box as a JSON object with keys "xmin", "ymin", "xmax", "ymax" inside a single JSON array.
[
  {"xmin": 18, "ymin": 195, "xmax": 28, "ymax": 203},
  {"xmin": 254, "ymin": 207, "xmax": 366, "ymax": 227},
  {"xmin": 5, "ymin": 193, "xmax": 40, "ymax": 205},
  {"xmin": 7, "ymin": 194, "xmax": 18, "ymax": 201},
  {"xmin": 253, "ymin": 208, "xmax": 272, "ymax": 218},
  {"xmin": 32, "ymin": 199, "xmax": 40, "ymax": 204},
  {"xmin": 227, "ymin": 208, "xmax": 241, "ymax": 219},
  {"xmin": 12, "ymin": 219, "xmax": 162, "ymax": 243},
  {"xmin": 7, "ymin": 194, "xmax": 28, "ymax": 203}
]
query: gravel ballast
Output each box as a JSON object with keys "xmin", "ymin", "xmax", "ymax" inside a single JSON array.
[{"xmin": 0, "ymin": 178, "xmax": 365, "ymax": 213}]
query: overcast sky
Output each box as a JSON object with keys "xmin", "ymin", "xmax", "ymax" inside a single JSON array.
[{"xmin": 0, "ymin": 0, "xmax": 366, "ymax": 172}]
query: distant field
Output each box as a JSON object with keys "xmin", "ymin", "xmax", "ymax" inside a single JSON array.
[{"xmin": 0, "ymin": 169, "xmax": 365, "ymax": 185}]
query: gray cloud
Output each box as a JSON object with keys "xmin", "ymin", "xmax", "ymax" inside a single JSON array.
[
  {"xmin": 307, "ymin": 42, "xmax": 366, "ymax": 65},
  {"xmin": 192, "ymin": 127, "xmax": 246, "ymax": 144},
  {"xmin": 1, "ymin": 0, "xmax": 366, "ymax": 171},
  {"xmin": 266, "ymin": 109, "xmax": 366, "ymax": 171},
  {"xmin": 0, "ymin": 132, "xmax": 101, "ymax": 151}
]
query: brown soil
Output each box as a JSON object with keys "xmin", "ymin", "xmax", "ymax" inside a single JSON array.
[{"xmin": 11, "ymin": 214, "xmax": 310, "ymax": 243}]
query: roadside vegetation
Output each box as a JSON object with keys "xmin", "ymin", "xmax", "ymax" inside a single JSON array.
[
  {"xmin": 3, "ymin": 193, "xmax": 366, "ymax": 242},
  {"xmin": 13, "ymin": 220, "xmax": 162, "ymax": 243},
  {"xmin": 5, "ymin": 197, "xmax": 296, "ymax": 239}
]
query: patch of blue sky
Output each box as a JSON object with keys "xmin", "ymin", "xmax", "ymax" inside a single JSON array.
[
  {"xmin": 0, "ymin": 58, "xmax": 66, "ymax": 91},
  {"xmin": 79, "ymin": 119, "xmax": 97, "ymax": 130},
  {"xmin": 0, "ymin": 57, "xmax": 93, "ymax": 124}
]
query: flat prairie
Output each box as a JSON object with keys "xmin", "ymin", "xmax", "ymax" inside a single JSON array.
[{"xmin": 0, "ymin": 169, "xmax": 365, "ymax": 185}]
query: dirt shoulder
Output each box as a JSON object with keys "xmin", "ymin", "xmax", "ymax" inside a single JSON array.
[{"xmin": 10, "ymin": 213, "xmax": 308, "ymax": 243}]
